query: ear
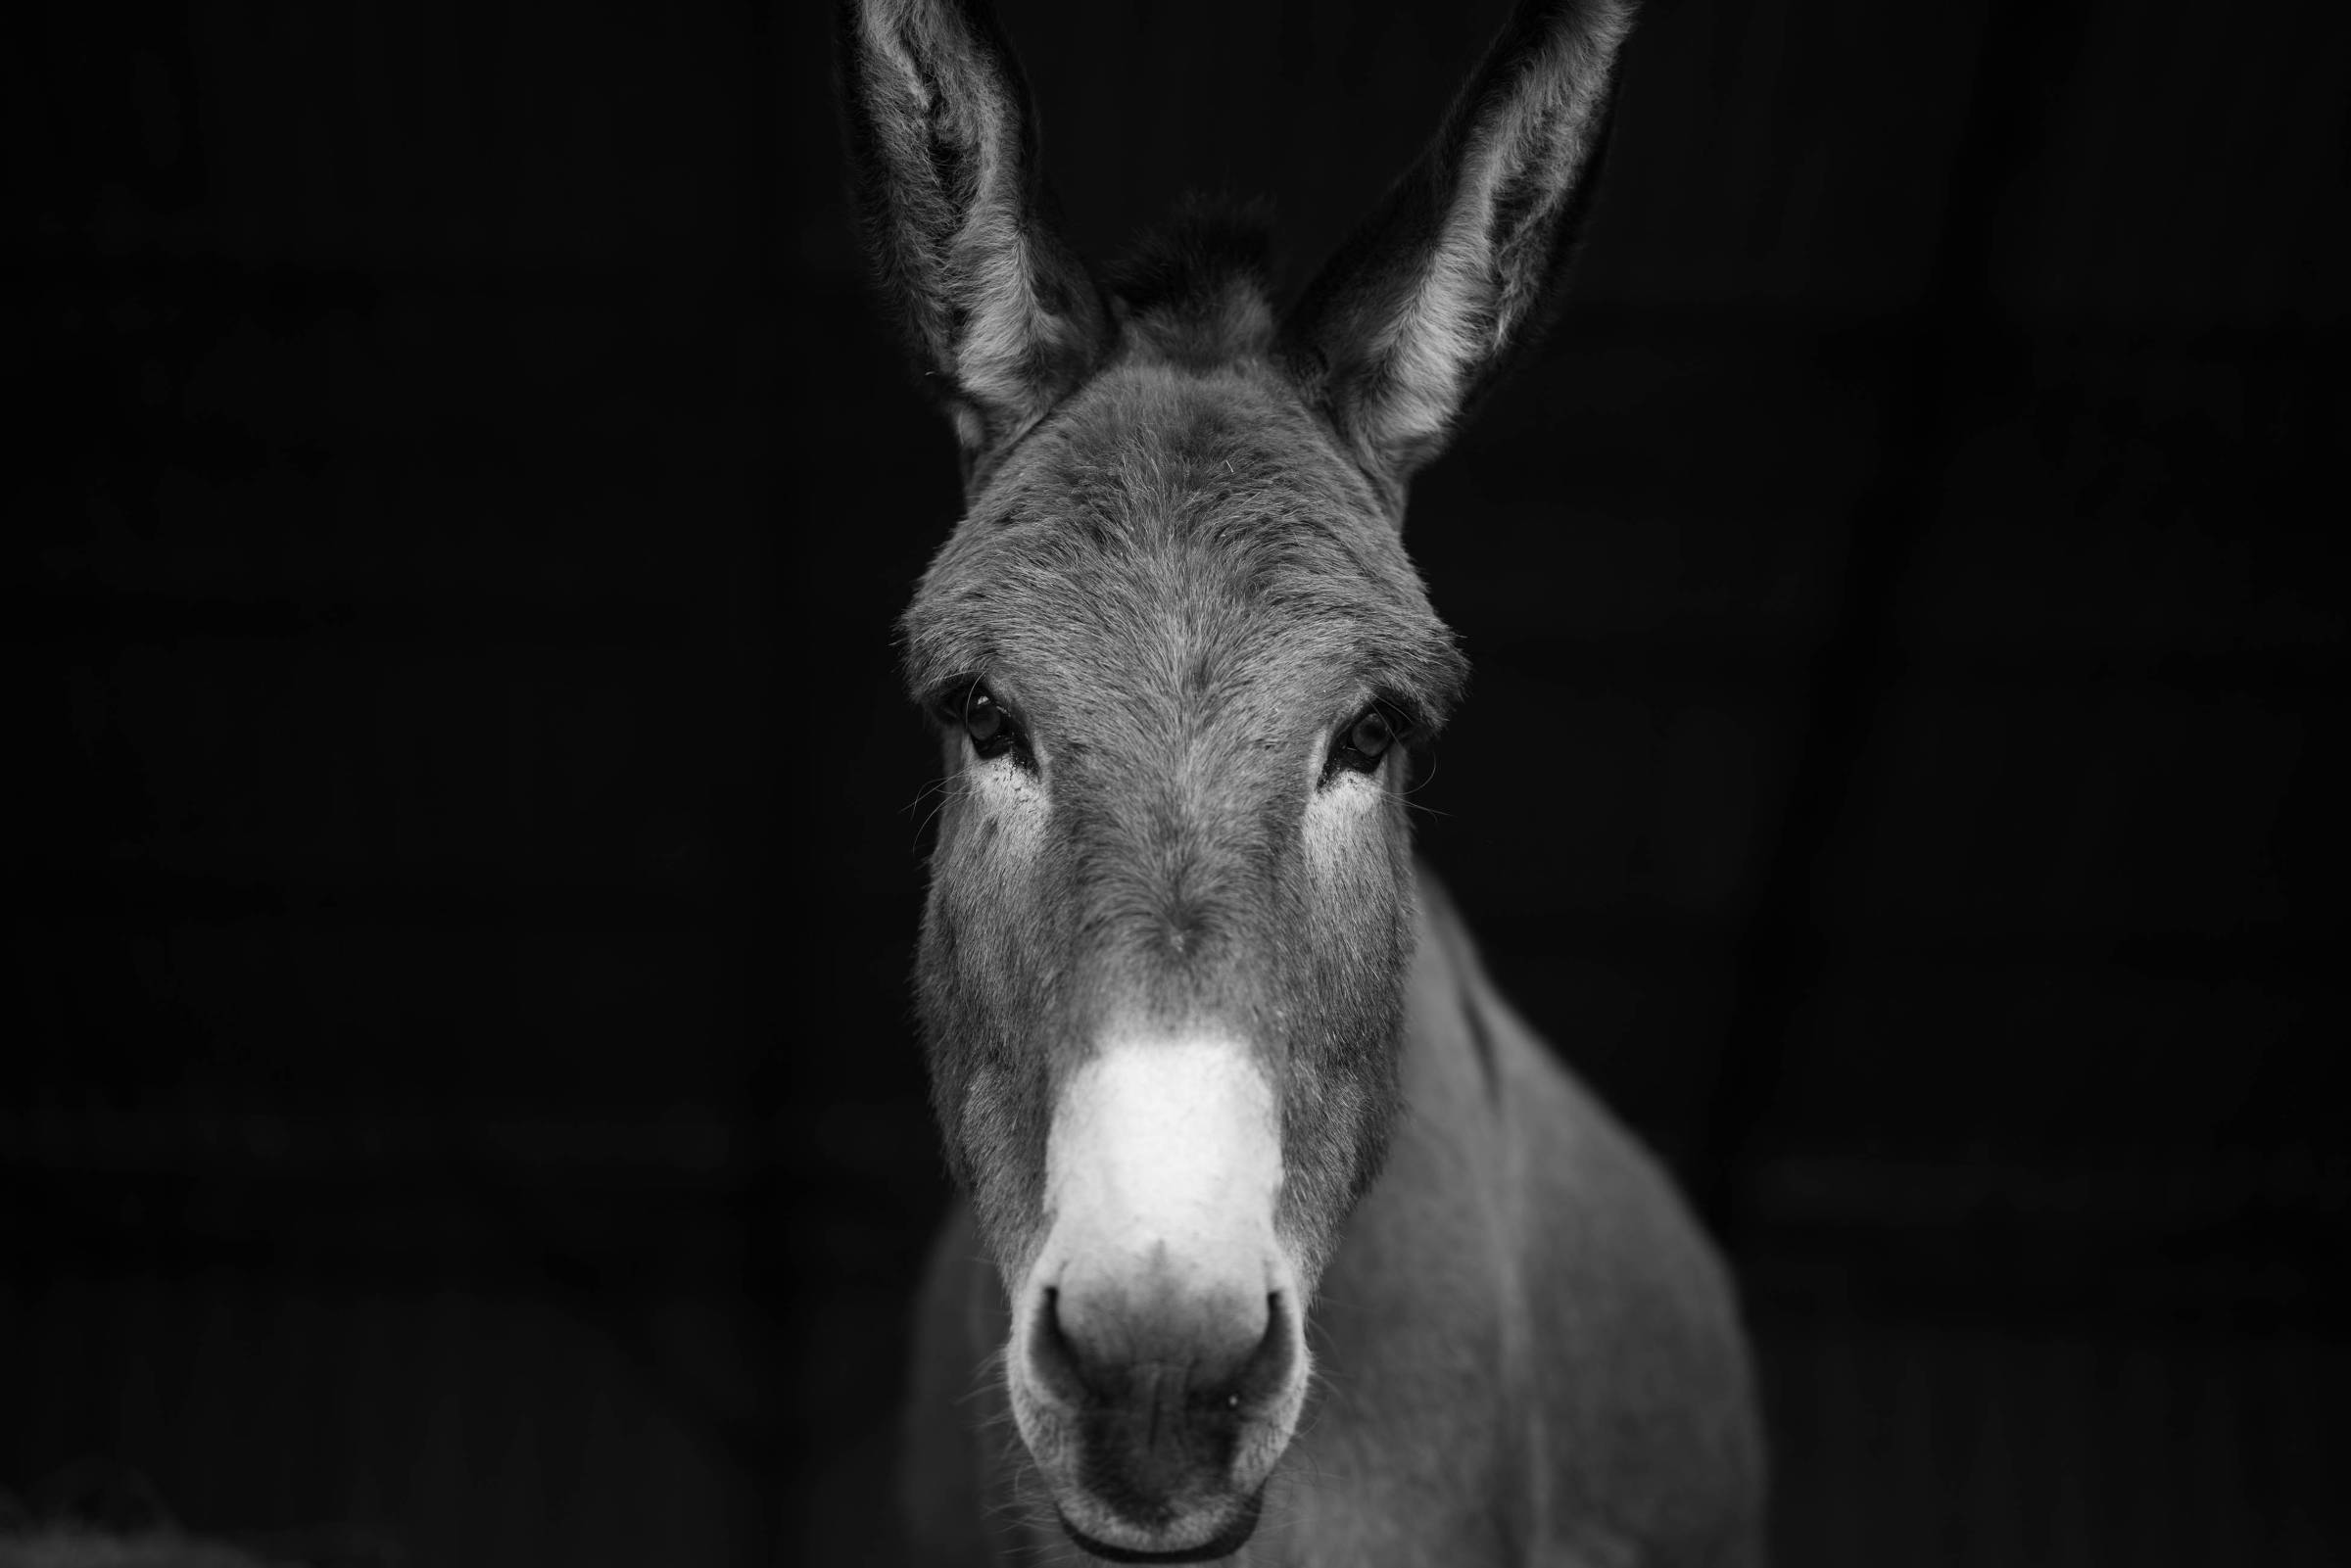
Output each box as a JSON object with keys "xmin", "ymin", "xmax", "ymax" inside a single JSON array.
[
  {"xmin": 839, "ymin": 0, "xmax": 1111, "ymax": 483},
  {"xmin": 1283, "ymin": 0, "xmax": 1635, "ymax": 505}
]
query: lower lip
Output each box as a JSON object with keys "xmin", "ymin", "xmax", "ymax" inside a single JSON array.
[{"xmin": 1056, "ymin": 1489, "xmax": 1266, "ymax": 1564}]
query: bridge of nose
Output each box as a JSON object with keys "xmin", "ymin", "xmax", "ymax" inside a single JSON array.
[
  {"xmin": 1045, "ymin": 1034, "xmax": 1281, "ymax": 1217},
  {"xmin": 1062, "ymin": 715, "xmax": 1300, "ymax": 880}
]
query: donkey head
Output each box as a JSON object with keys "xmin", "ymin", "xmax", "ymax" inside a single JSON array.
[{"xmin": 841, "ymin": 0, "xmax": 1631, "ymax": 1556}]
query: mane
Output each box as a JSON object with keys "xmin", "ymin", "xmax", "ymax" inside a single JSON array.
[{"xmin": 1105, "ymin": 198, "xmax": 1280, "ymax": 368}]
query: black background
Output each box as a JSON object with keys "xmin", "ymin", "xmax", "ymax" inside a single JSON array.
[{"xmin": 9, "ymin": 0, "xmax": 2347, "ymax": 1564}]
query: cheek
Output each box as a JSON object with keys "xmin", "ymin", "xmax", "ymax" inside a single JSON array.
[
  {"xmin": 919, "ymin": 761, "xmax": 1061, "ymax": 1262},
  {"xmin": 1280, "ymin": 773, "xmax": 1414, "ymax": 1242},
  {"xmin": 933, "ymin": 761, "xmax": 1053, "ymax": 934},
  {"xmin": 1302, "ymin": 771, "xmax": 1408, "ymax": 927}
]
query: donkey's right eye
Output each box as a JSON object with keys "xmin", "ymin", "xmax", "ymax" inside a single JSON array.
[{"xmin": 961, "ymin": 683, "xmax": 1019, "ymax": 760}]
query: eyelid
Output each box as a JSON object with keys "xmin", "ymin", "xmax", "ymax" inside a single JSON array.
[
  {"xmin": 1350, "ymin": 694, "xmax": 1418, "ymax": 736},
  {"xmin": 935, "ymin": 676, "xmax": 1013, "ymax": 726}
]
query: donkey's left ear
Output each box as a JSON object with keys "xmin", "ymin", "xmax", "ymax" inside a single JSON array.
[
  {"xmin": 839, "ymin": 0, "xmax": 1111, "ymax": 484},
  {"xmin": 1284, "ymin": 0, "xmax": 1635, "ymax": 508}
]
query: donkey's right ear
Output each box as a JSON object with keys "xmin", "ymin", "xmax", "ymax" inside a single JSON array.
[{"xmin": 839, "ymin": 0, "xmax": 1111, "ymax": 483}]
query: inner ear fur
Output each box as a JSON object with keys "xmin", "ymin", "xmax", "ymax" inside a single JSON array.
[{"xmin": 1282, "ymin": 0, "xmax": 1635, "ymax": 503}]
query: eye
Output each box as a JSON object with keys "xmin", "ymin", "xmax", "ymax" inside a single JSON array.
[
  {"xmin": 959, "ymin": 682, "xmax": 1018, "ymax": 761},
  {"xmin": 1325, "ymin": 700, "xmax": 1404, "ymax": 781}
]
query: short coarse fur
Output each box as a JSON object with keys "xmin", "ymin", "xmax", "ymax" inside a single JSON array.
[{"xmin": 1105, "ymin": 197, "xmax": 1283, "ymax": 370}]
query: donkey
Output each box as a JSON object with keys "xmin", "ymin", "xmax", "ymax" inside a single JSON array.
[{"xmin": 840, "ymin": 0, "xmax": 1764, "ymax": 1561}]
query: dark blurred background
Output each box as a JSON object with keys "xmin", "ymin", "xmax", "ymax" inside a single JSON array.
[{"xmin": 8, "ymin": 0, "xmax": 2346, "ymax": 1563}]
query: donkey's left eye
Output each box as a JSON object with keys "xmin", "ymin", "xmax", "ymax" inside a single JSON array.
[{"xmin": 1326, "ymin": 702, "xmax": 1401, "ymax": 780}]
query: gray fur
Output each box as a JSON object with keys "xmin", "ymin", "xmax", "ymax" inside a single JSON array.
[
  {"xmin": 901, "ymin": 356, "xmax": 1468, "ymax": 1291},
  {"xmin": 842, "ymin": 0, "xmax": 1766, "ymax": 1562}
]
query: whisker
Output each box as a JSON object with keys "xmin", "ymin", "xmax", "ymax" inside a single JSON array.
[
  {"xmin": 1404, "ymin": 749, "xmax": 1445, "ymax": 797},
  {"xmin": 906, "ymin": 773, "xmax": 957, "ymax": 855},
  {"xmin": 903, "ymin": 771, "xmax": 953, "ymax": 815}
]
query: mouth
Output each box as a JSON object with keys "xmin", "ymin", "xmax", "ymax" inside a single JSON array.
[{"xmin": 1057, "ymin": 1489, "xmax": 1265, "ymax": 1563}]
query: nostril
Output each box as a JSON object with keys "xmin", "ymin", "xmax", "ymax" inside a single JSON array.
[
  {"xmin": 1218, "ymin": 1291, "xmax": 1297, "ymax": 1416},
  {"xmin": 1028, "ymin": 1285, "xmax": 1094, "ymax": 1405}
]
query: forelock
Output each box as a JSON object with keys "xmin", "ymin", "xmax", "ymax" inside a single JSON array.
[{"xmin": 1104, "ymin": 200, "xmax": 1281, "ymax": 371}]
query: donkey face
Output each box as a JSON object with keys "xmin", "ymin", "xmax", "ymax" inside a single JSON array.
[
  {"xmin": 844, "ymin": 0, "xmax": 1630, "ymax": 1555},
  {"xmin": 904, "ymin": 361, "xmax": 1462, "ymax": 1552}
]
